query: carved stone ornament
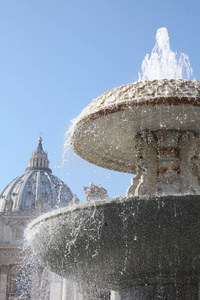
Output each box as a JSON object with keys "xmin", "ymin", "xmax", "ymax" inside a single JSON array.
[
  {"xmin": 84, "ymin": 183, "xmax": 109, "ymax": 202},
  {"xmin": 5, "ymin": 196, "xmax": 13, "ymax": 212},
  {"xmin": 187, "ymin": 137, "xmax": 200, "ymax": 180},
  {"xmin": 70, "ymin": 194, "xmax": 80, "ymax": 205},
  {"xmin": 143, "ymin": 131, "xmax": 156, "ymax": 147},
  {"xmin": 179, "ymin": 131, "xmax": 195, "ymax": 145},
  {"xmin": 126, "ymin": 131, "xmax": 157, "ymax": 197},
  {"xmin": 134, "ymin": 134, "xmax": 147, "ymax": 173},
  {"xmin": 0, "ymin": 265, "xmax": 9, "ymax": 273}
]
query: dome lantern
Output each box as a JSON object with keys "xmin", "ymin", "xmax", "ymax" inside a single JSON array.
[{"xmin": 26, "ymin": 137, "xmax": 51, "ymax": 173}]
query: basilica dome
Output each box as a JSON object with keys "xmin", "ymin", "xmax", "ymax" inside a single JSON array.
[{"xmin": 0, "ymin": 138, "xmax": 73, "ymax": 213}]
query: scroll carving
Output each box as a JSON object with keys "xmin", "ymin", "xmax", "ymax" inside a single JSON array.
[{"xmin": 187, "ymin": 137, "xmax": 200, "ymax": 182}]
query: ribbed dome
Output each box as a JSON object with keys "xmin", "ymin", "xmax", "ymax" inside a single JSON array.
[{"xmin": 0, "ymin": 138, "xmax": 73, "ymax": 213}]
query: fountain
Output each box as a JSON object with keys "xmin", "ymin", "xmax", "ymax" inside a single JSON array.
[{"xmin": 26, "ymin": 28, "xmax": 200, "ymax": 299}]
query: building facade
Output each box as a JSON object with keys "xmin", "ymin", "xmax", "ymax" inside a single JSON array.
[{"xmin": 0, "ymin": 138, "xmax": 75, "ymax": 300}]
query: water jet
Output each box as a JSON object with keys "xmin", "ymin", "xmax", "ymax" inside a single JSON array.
[{"xmin": 26, "ymin": 28, "xmax": 200, "ymax": 299}]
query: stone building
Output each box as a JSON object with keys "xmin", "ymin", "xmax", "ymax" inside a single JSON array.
[{"xmin": 0, "ymin": 137, "xmax": 75, "ymax": 300}]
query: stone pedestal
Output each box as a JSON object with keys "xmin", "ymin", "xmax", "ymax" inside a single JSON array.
[{"xmin": 127, "ymin": 130, "xmax": 200, "ymax": 197}]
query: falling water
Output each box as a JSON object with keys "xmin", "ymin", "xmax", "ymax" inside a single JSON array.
[
  {"xmin": 138, "ymin": 27, "xmax": 194, "ymax": 81},
  {"xmin": 25, "ymin": 25, "xmax": 200, "ymax": 300}
]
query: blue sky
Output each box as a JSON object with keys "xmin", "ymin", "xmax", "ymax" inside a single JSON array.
[{"xmin": 0, "ymin": 0, "xmax": 200, "ymax": 201}]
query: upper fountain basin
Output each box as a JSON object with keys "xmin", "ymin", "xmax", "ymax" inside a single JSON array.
[{"xmin": 69, "ymin": 79, "xmax": 200, "ymax": 173}]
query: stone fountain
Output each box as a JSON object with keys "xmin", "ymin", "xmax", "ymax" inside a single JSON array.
[{"xmin": 26, "ymin": 28, "xmax": 200, "ymax": 299}]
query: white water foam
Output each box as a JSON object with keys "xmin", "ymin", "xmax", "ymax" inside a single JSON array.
[{"xmin": 139, "ymin": 27, "xmax": 194, "ymax": 81}]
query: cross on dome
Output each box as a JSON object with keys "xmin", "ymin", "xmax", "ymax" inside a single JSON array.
[{"xmin": 26, "ymin": 137, "xmax": 52, "ymax": 173}]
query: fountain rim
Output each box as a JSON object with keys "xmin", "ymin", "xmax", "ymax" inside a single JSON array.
[
  {"xmin": 69, "ymin": 79, "xmax": 200, "ymax": 137},
  {"xmin": 26, "ymin": 194, "xmax": 200, "ymax": 232},
  {"xmin": 26, "ymin": 197, "xmax": 126, "ymax": 231},
  {"xmin": 79, "ymin": 96, "xmax": 200, "ymax": 123}
]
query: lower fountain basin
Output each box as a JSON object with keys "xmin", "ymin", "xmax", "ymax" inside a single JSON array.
[{"xmin": 26, "ymin": 195, "xmax": 200, "ymax": 290}]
